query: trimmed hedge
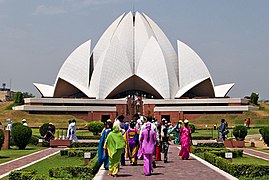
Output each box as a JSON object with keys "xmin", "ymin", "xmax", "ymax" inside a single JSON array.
[
  {"xmin": 71, "ymin": 142, "xmax": 99, "ymax": 148},
  {"xmin": 196, "ymin": 142, "xmax": 224, "ymax": 148},
  {"xmin": 76, "ymin": 135, "xmax": 101, "ymax": 140},
  {"xmin": 198, "ymin": 151, "xmax": 269, "ymax": 178},
  {"xmin": 9, "ymin": 170, "xmax": 46, "ymax": 180},
  {"xmin": 49, "ymin": 154, "xmax": 100, "ymax": 179},
  {"xmin": 192, "ymin": 147, "xmax": 243, "ymax": 158},
  {"xmin": 29, "ymin": 135, "xmax": 39, "ymax": 145},
  {"xmin": 60, "ymin": 147, "xmax": 98, "ymax": 156}
]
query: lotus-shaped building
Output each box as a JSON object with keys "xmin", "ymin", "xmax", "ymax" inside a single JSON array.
[{"xmin": 34, "ymin": 11, "xmax": 234, "ymax": 99}]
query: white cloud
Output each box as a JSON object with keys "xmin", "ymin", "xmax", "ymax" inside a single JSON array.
[{"xmin": 34, "ymin": 5, "xmax": 66, "ymax": 15}]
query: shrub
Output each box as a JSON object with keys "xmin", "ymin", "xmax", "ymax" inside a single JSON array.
[
  {"xmin": 11, "ymin": 124, "xmax": 32, "ymax": 149},
  {"xmin": 189, "ymin": 123, "xmax": 196, "ymax": 133},
  {"xmin": 29, "ymin": 135, "xmax": 39, "ymax": 145},
  {"xmin": 196, "ymin": 142, "xmax": 224, "ymax": 148},
  {"xmin": 60, "ymin": 147, "xmax": 98, "ymax": 156},
  {"xmin": 49, "ymin": 154, "xmax": 100, "ymax": 179},
  {"xmin": 9, "ymin": 170, "xmax": 46, "ymax": 180},
  {"xmin": 259, "ymin": 127, "xmax": 269, "ymax": 146},
  {"xmin": 87, "ymin": 121, "xmax": 104, "ymax": 135},
  {"xmin": 233, "ymin": 125, "xmax": 248, "ymax": 141},
  {"xmin": 0, "ymin": 129, "xmax": 4, "ymax": 150},
  {"xmin": 12, "ymin": 122, "xmax": 22, "ymax": 128},
  {"xmin": 39, "ymin": 123, "xmax": 56, "ymax": 137}
]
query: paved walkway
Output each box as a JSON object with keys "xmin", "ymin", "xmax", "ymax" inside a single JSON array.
[
  {"xmin": 95, "ymin": 144, "xmax": 235, "ymax": 180},
  {"xmin": 243, "ymin": 148, "xmax": 269, "ymax": 160},
  {"xmin": 0, "ymin": 147, "xmax": 64, "ymax": 179},
  {"xmin": 1, "ymin": 139, "xmax": 269, "ymax": 180}
]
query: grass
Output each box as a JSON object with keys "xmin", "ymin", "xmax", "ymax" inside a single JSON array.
[
  {"xmin": 22, "ymin": 153, "xmax": 85, "ymax": 177},
  {"xmin": 232, "ymin": 154, "xmax": 269, "ymax": 165},
  {"xmin": 0, "ymin": 145, "xmax": 46, "ymax": 164},
  {"xmin": 0, "ymin": 102, "xmax": 88, "ymax": 129},
  {"xmin": 31, "ymin": 127, "xmax": 94, "ymax": 138}
]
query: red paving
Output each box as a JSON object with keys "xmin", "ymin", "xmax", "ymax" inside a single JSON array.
[
  {"xmin": 99, "ymin": 144, "xmax": 230, "ymax": 180},
  {"xmin": 243, "ymin": 148, "xmax": 269, "ymax": 160},
  {"xmin": 2, "ymin": 140, "xmax": 269, "ymax": 179},
  {"xmin": 0, "ymin": 147, "xmax": 64, "ymax": 177}
]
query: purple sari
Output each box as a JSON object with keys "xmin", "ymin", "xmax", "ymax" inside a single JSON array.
[
  {"xmin": 139, "ymin": 122, "xmax": 156, "ymax": 176},
  {"xmin": 124, "ymin": 128, "xmax": 139, "ymax": 165}
]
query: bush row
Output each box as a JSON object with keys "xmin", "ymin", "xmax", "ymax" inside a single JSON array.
[
  {"xmin": 76, "ymin": 135, "xmax": 101, "ymax": 140},
  {"xmin": 196, "ymin": 142, "xmax": 224, "ymax": 148},
  {"xmin": 202, "ymin": 151, "xmax": 269, "ymax": 178},
  {"xmin": 192, "ymin": 146, "xmax": 243, "ymax": 158},
  {"xmin": 71, "ymin": 142, "xmax": 99, "ymax": 148},
  {"xmin": 49, "ymin": 154, "xmax": 100, "ymax": 179},
  {"xmin": 9, "ymin": 170, "xmax": 46, "ymax": 180},
  {"xmin": 60, "ymin": 147, "xmax": 98, "ymax": 158}
]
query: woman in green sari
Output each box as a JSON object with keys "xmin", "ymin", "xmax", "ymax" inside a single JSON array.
[{"xmin": 104, "ymin": 124, "xmax": 126, "ymax": 177}]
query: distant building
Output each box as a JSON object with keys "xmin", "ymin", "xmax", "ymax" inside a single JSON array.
[
  {"xmin": 13, "ymin": 11, "xmax": 258, "ymax": 122},
  {"xmin": 0, "ymin": 88, "xmax": 13, "ymax": 101}
]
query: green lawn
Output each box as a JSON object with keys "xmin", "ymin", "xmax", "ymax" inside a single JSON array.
[
  {"xmin": 232, "ymin": 154, "xmax": 269, "ymax": 165},
  {"xmin": 0, "ymin": 145, "xmax": 46, "ymax": 164},
  {"xmin": 22, "ymin": 153, "xmax": 85, "ymax": 177}
]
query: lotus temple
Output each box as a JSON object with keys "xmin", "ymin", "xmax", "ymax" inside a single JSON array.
[{"xmin": 14, "ymin": 12, "xmax": 257, "ymax": 122}]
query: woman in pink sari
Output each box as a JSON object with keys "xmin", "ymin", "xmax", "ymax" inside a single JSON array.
[
  {"xmin": 179, "ymin": 119, "xmax": 192, "ymax": 160},
  {"xmin": 139, "ymin": 122, "xmax": 156, "ymax": 176}
]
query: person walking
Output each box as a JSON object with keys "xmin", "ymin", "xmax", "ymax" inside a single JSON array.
[
  {"xmin": 124, "ymin": 121, "xmax": 139, "ymax": 165},
  {"xmin": 22, "ymin": 119, "xmax": 28, "ymax": 126},
  {"xmin": 104, "ymin": 124, "xmax": 126, "ymax": 177},
  {"xmin": 179, "ymin": 119, "xmax": 192, "ymax": 160},
  {"xmin": 174, "ymin": 120, "xmax": 183, "ymax": 144},
  {"xmin": 44, "ymin": 123, "xmax": 55, "ymax": 141},
  {"xmin": 139, "ymin": 122, "xmax": 156, "ymax": 176},
  {"xmin": 98, "ymin": 121, "xmax": 113, "ymax": 170},
  {"xmin": 219, "ymin": 119, "xmax": 227, "ymax": 142},
  {"xmin": 70, "ymin": 119, "xmax": 78, "ymax": 142}
]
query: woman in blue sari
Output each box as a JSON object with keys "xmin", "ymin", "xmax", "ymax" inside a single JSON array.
[{"xmin": 98, "ymin": 121, "xmax": 113, "ymax": 170}]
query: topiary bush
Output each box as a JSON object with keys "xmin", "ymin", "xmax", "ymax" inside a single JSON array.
[
  {"xmin": 189, "ymin": 123, "xmax": 196, "ymax": 133},
  {"xmin": 0, "ymin": 129, "xmax": 4, "ymax": 150},
  {"xmin": 12, "ymin": 122, "xmax": 22, "ymax": 129},
  {"xmin": 87, "ymin": 121, "xmax": 104, "ymax": 135},
  {"xmin": 39, "ymin": 123, "xmax": 55, "ymax": 137},
  {"xmin": 233, "ymin": 125, "xmax": 248, "ymax": 141},
  {"xmin": 259, "ymin": 127, "xmax": 269, "ymax": 146},
  {"xmin": 11, "ymin": 124, "xmax": 32, "ymax": 149}
]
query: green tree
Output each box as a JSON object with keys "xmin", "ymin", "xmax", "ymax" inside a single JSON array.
[
  {"xmin": 250, "ymin": 92, "xmax": 259, "ymax": 105},
  {"xmin": 13, "ymin": 91, "xmax": 24, "ymax": 105},
  {"xmin": 260, "ymin": 127, "xmax": 269, "ymax": 146},
  {"xmin": 233, "ymin": 125, "xmax": 248, "ymax": 141},
  {"xmin": 87, "ymin": 121, "xmax": 104, "ymax": 135},
  {"xmin": 22, "ymin": 92, "xmax": 35, "ymax": 98}
]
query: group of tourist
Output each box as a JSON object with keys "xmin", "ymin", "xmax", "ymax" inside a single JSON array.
[{"xmin": 98, "ymin": 114, "xmax": 193, "ymax": 177}]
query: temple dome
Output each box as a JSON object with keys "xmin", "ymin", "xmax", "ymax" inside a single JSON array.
[{"xmin": 34, "ymin": 11, "xmax": 233, "ymax": 99}]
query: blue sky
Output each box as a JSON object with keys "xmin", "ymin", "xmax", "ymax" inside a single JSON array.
[{"xmin": 0, "ymin": 0, "xmax": 268, "ymax": 99}]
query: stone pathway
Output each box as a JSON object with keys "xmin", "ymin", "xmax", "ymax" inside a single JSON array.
[
  {"xmin": 0, "ymin": 147, "xmax": 64, "ymax": 179},
  {"xmin": 243, "ymin": 148, "xmax": 269, "ymax": 160},
  {"xmin": 95, "ymin": 144, "xmax": 234, "ymax": 180}
]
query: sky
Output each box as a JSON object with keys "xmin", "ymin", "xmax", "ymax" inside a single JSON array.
[{"xmin": 0, "ymin": 0, "xmax": 268, "ymax": 99}]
